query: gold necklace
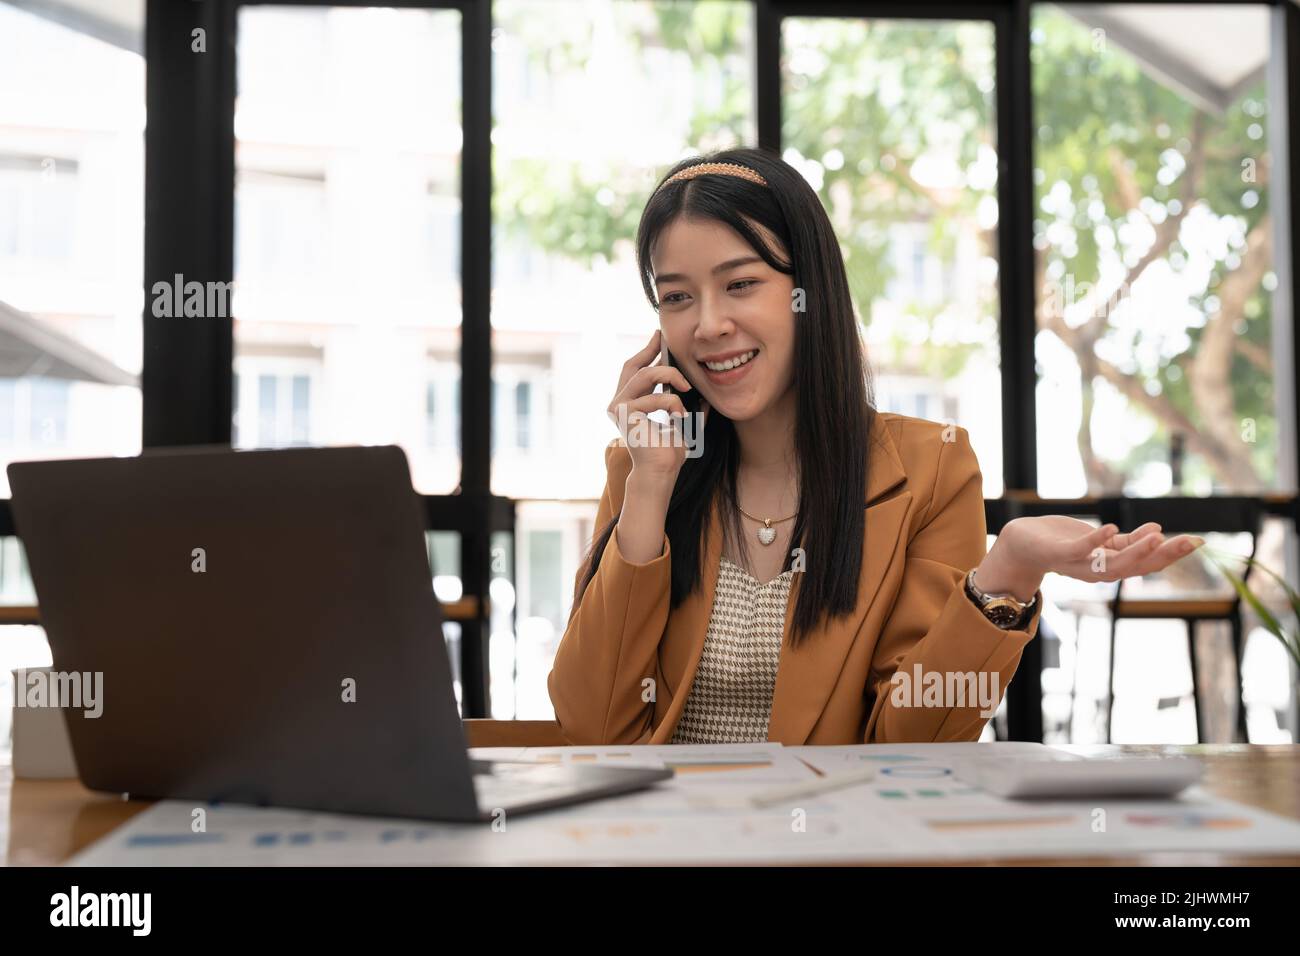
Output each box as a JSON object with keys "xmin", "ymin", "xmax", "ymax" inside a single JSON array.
[{"xmin": 736, "ymin": 504, "xmax": 797, "ymax": 546}]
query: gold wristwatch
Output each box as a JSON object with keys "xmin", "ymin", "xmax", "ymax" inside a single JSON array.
[{"xmin": 964, "ymin": 568, "xmax": 1037, "ymax": 629}]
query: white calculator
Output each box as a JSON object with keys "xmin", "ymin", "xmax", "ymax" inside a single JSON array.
[{"xmin": 954, "ymin": 754, "xmax": 1204, "ymax": 799}]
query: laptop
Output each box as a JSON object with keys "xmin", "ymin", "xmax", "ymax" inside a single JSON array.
[{"xmin": 7, "ymin": 445, "xmax": 671, "ymax": 823}]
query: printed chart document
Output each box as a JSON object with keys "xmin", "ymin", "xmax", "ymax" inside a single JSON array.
[{"xmin": 69, "ymin": 743, "xmax": 1300, "ymax": 865}]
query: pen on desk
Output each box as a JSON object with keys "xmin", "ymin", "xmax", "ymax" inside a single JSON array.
[{"xmin": 747, "ymin": 766, "xmax": 878, "ymax": 808}]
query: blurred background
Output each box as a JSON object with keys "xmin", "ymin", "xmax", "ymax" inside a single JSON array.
[{"xmin": 0, "ymin": 0, "xmax": 1296, "ymax": 747}]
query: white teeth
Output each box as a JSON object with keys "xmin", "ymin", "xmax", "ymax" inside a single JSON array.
[{"xmin": 704, "ymin": 349, "xmax": 757, "ymax": 372}]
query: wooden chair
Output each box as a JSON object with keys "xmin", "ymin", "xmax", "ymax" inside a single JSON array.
[{"xmin": 1102, "ymin": 498, "xmax": 1262, "ymax": 744}]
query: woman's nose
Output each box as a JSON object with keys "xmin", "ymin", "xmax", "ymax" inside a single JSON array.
[{"xmin": 695, "ymin": 293, "xmax": 735, "ymax": 339}]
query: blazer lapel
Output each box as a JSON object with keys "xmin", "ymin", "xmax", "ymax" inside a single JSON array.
[{"xmin": 650, "ymin": 414, "xmax": 910, "ymax": 746}]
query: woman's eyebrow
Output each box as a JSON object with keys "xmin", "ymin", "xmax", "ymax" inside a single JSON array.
[{"xmin": 655, "ymin": 255, "xmax": 764, "ymax": 286}]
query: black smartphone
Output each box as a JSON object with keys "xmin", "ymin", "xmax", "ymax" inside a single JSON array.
[{"xmin": 659, "ymin": 340, "xmax": 703, "ymax": 415}]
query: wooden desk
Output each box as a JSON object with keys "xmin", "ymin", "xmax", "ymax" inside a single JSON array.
[
  {"xmin": 0, "ymin": 597, "xmax": 483, "ymax": 627},
  {"xmin": 4, "ymin": 734, "xmax": 1299, "ymax": 866}
]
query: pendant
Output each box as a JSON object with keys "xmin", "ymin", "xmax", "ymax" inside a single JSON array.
[{"xmin": 757, "ymin": 522, "xmax": 777, "ymax": 546}]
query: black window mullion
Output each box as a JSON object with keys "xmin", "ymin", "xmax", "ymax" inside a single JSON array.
[
  {"xmin": 996, "ymin": 0, "xmax": 1037, "ymax": 494},
  {"xmin": 142, "ymin": 0, "xmax": 237, "ymax": 448},
  {"xmin": 458, "ymin": 0, "xmax": 494, "ymax": 717}
]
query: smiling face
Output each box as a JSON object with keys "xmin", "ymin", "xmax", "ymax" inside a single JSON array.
[{"xmin": 651, "ymin": 215, "xmax": 797, "ymax": 423}]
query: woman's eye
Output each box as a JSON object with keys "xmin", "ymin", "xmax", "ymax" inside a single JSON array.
[
  {"xmin": 661, "ymin": 292, "xmax": 688, "ymax": 305},
  {"xmin": 729, "ymin": 279, "xmax": 758, "ymax": 292}
]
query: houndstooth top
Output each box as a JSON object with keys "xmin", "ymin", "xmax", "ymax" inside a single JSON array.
[{"xmin": 669, "ymin": 554, "xmax": 795, "ymax": 744}]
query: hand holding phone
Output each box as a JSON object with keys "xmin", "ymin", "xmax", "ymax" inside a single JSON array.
[{"xmin": 606, "ymin": 329, "xmax": 705, "ymax": 484}]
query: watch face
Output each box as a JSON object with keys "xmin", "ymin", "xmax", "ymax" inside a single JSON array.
[{"xmin": 984, "ymin": 603, "xmax": 1023, "ymax": 628}]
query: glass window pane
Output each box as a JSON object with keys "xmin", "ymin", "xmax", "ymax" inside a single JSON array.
[
  {"xmin": 491, "ymin": 0, "xmax": 755, "ymax": 499},
  {"xmin": 515, "ymin": 380, "xmax": 531, "ymax": 449},
  {"xmin": 291, "ymin": 374, "xmax": 310, "ymax": 445},
  {"xmin": 782, "ymin": 16, "xmax": 1003, "ymax": 497},
  {"xmin": 0, "ymin": 379, "xmax": 14, "ymax": 443},
  {"xmin": 427, "ymin": 529, "xmax": 464, "ymax": 714},
  {"xmin": 512, "ymin": 500, "xmax": 597, "ymax": 719},
  {"xmin": 234, "ymin": 5, "xmax": 462, "ymax": 492},
  {"xmin": 490, "ymin": 1, "xmax": 755, "ymax": 720},
  {"xmin": 28, "ymin": 378, "xmax": 69, "ymax": 444},
  {"xmin": 257, "ymin": 373, "xmax": 278, "ymax": 446},
  {"xmin": 0, "ymin": 4, "xmax": 143, "ymax": 495},
  {"xmin": 1033, "ymin": 3, "xmax": 1277, "ymax": 497}
]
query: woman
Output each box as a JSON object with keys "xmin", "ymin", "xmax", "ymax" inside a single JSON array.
[{"xmin": 547, "ymin": 146, "xmax": 1200, "ymax": 746}]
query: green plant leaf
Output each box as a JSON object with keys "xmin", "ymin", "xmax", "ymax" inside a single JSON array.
[{"xmin": 1203, "ymin": 548, "xmax": 1300, "ymax": 669}]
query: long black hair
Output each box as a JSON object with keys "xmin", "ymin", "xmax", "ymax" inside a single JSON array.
[{"xmin": 572, "ymin": 146, "xmax": 877, "ymax": 647}]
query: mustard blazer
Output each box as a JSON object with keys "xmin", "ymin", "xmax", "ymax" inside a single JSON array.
[{"xmin": 547, "ymin": 411, "xmax": 1044, "ymax": 745}]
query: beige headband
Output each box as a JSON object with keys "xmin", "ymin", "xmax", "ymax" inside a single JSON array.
[{"xmin": 659, "ymin": 161, "xmax": 769, "ymax": 190}]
